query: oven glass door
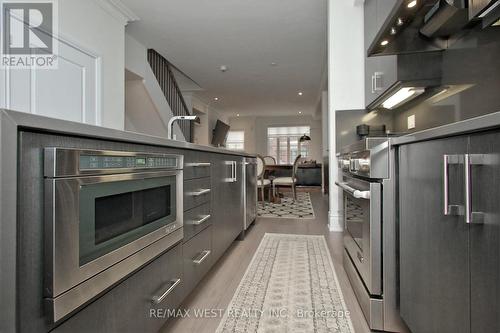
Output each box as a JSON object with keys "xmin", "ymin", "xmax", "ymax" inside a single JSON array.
[
  {"xmin": 345, "ymin": 193, "xmax": 369, "ymax": 252},
  {"xmin": 79, "ymin": 175, "xmax": 176, "ymax": 265},
  {"xmin": 340, "ymin": 176, "xmax": 382, "ymax": 295}
]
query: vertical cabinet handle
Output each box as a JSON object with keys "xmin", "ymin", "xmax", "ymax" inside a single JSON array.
[
  {"xmin": 374, "ymin": 72, "xmax": 383, "ymax": 92},
  {"xmin": 443, "ymin": 154, "xmax": 463, "ymax": 216},
  {"xmin": 464, "ymin": 154, "xmax": 485, "ymax": 224},
  {"xmin": 226, "ymin": 161, "xmax": 237, "ymax": 182},
  {"xmin": 152, "ymin": 278, "xmax": 181, "ymax": 304},
  {"xmin": 233, "ymin": 161, "xmax": 238, "ymax": 182},
  {"xmin": 371, "ymin": 74, "xmax": 376, "ymax": 94}
]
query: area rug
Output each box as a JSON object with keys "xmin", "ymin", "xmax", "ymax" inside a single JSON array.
[
  {"xmin": 258, "ymin": 192, "xmax": 315, "ymax": 219},
  {"xmin": 216, "ymin": 233, "xmax": 354, "ymax": 333}
]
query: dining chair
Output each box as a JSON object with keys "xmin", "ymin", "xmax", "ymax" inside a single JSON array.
[
  {"xmin": 263, "ymin": 156, "xmax": 277, "ymax": 165},
  {"xmin": 272, "ymin": 154, "xmax": 302, "ymax": 201},
  {"xmin": 256, "ymin": 155, "xmax": 271, "ymax": 206}
]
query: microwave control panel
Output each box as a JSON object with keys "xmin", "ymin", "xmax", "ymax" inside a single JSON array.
[{"xmin": 79, "ymin": 154, "xmax": 178, "ymax": 170}]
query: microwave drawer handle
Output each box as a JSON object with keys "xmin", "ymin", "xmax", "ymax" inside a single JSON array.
[
  {"xmin": 186, "ymin": 162, "xmax": 211, "ymax": 167},
  {"xmin": 190, "ymin": 188, "xmax": 211, "ymax": 196},
  {"xmin": 335, "ymin": 182, "xmax": 371, "ymax": 200},
  {"xmin": 152, "ymin": 278, "xmax": 181, "ymax": 304},
  {"xmin": 193, "ymin": 250, "xmax": 211, "ymax": 265},
  {"xmin": 191, "ymin": 214, "xmax": 211, "ymax": 225}
]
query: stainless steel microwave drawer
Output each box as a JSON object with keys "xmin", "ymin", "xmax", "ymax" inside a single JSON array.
[
  {"xmin": 184, "ymin": 177, "xmax": 211, "ymax": 211},
  {"xmin": 184, "ymin": 155, "xmax": 211, "ymax": 180},
  {"xmin": 181, "ymin": 225, "xmax": 213, "ymax": 300},
  {"xmin": 183, "ymin": 202, "xmax": 212, "ymax": 242},
  {"xmin": 52, "ymin": 243, "xmax": 183, "ymax": 333}
]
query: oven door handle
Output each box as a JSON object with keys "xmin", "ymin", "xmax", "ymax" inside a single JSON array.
[{"xmin": 335, "ymin": 182, "xmax": 371, "ymax": 200}]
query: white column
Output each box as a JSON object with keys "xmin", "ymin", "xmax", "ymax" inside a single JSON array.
[{"xmin": 327, "ymin": 0, "xmax": 365, "ymax": 231}]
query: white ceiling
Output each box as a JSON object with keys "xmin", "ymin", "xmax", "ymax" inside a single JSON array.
[{"xmin": 122, "ymin": 0, "xmax": 327, "ymax": 116}]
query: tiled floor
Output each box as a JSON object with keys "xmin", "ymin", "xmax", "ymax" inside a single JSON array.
[{"xmin": 160, "ymin": 192, "xmax": 371, "ymax": 333}]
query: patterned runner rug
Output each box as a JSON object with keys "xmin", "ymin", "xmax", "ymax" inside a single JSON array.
[
  {"xmin": 258, "ymin": 192, "xmax": 315, "ymax": 219},
  {"xmin": 216, "ymin": 233, "xmax": 354, "ymax": 333}
]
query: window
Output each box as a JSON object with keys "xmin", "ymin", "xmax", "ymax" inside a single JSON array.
[
  {"xmin": 226, "ymin": 130, "xmax": 245, "ymax": 151},
  {"xmin": 267, "ymin": 126, "xmax": 310, "ymax": 164}
]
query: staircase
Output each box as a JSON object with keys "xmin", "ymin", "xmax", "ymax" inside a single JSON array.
[{"xmin": 147, "ymin": 49, "xmax": 193, "ymax": 142}]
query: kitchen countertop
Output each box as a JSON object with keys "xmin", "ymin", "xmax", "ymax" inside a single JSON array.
[
  {"xmin": 392, "ymin": 110, "xmax": 500, "ymax": 146},
  {"xmin": 0, "ymin": 109, "xmax": 255, "ymax": 157}
]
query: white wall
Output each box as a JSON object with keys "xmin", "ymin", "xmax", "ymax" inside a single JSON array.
[
  {"xmin": 191, "ymin": 96, "xmax": 228, "ymax": 146},
  {"xmin": 124, "ymin": 33, "xmax": 185, "ymax": 140},
  {"xmin": 328, "ymin": 0, "xmax": 365, "ymax": 231},
  {"xmin": 228, "ymin": 115, "xmax": 323, "ymax": 162},
  {"xmin": 61, "ymin": 0, "xmax": 126, "ymax": 129},
  {"xmin": 0, "ymin": 0, "xmax": 126, "ymax": 130}
]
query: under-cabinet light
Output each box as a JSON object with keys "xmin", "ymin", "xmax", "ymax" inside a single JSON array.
[{"xmin": 382, "ymin": 87, "xmax": 425, "ymax": 109}]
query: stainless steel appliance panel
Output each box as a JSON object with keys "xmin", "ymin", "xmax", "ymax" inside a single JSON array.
[
  {"xmin": 44, "ymin": 148, "xmax": 184, "ymax": 323},
  {"xmin": 244, "ymin": 158, "xmax": 257, "ymax": 230},
  {"xmin": 338, "ymin": 175, "xmax": 382, "ymax": 295},
  {"xmin": 340, "ymin": 138, "xmax": 389, "ymax": 179}
]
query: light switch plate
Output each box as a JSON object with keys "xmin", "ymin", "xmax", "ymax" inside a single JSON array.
[{"xmin": 408, "ymin": 115, "xmax": 416, "ymax": 129}]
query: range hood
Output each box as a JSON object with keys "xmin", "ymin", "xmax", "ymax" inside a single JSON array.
[
  {"xmin": 367, "ymin": 52, "xmax": 443, "ymax": 111},
  {"xmin": 368, "ymin": 0, "xmax": 485, "ymax": 56},
  {"xmin": 477, "ymin": 0, "xmax": 500, "ymax": 28}
]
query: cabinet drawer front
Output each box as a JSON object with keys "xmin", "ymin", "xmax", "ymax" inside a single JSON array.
[
  {"xmin": 184, "ymin": 177, "xmax": 211, "ymax": 211},
  {"xmin": 53, "ymin": 243, "xmax": 183, "ymax": 333},
  {"xmin": 184, "ymin": 162, "xmax": 211, "ymax": 180},
  {"xmin": 184, "ymin": 151, "xmax": 211, "ymax": 180},
  {"xmin": 182, "ymin": 226, "xmax": 213, "ymax": 299},
  {"xmin": 183, "ymin": 202, "xmax": 212, "ymax": 242}
]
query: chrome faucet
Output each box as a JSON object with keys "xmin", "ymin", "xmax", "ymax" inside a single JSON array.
[{"xmin": 167, "ymin": 115, "xmax": 200, "ymax": 140}]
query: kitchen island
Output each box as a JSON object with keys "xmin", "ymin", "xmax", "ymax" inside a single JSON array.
[{"xmin": 0, "ymin": 109, "xmax": 256, "ymax": 333}]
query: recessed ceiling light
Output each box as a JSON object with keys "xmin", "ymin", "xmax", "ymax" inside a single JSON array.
[
  {"xmin": 397, "ymin": 17, "xmax": 404, "ymax": 26},
  {"xmin": 390, "ymin": 27, "xmax": 397, "ymax": 35},
  {"xmin": 381, "ymin": 40, "xmax": 389, "ymax": 46},
  {"xmin": 236, "ymin": 114, "xmax": 240, "ymax": 117},
  {"xmin": 407, "ymin": 0, "xmax": 417, "ymax": 8},
  {"xmin": 298, "ymin": 111, "xmax": 302, "ymax": 114},
  {"xmin": 298, "ymin": 92, "xmax": 303, "ymax": 96},
  {"xmin": 214, "ymin": 97, "xmax": 219, "ymax": 101},
  {"xmin": 271, "ymin": 62, "xmax": 278, "ymax": 66}
]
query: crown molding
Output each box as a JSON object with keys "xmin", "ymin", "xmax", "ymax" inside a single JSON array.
[{"xmin": 94, "ymin": 0, "xmax": 139, "ymax": 26}]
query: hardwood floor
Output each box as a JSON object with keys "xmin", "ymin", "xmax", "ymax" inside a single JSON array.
[{"xmin": 160, "ymin": 192, "xmax": 371, "ymax": 333}]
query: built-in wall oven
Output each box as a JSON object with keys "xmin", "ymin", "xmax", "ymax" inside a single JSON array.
[{"xmin": 44, "ymin": 148, "xmax": 184, "ymax": 323}]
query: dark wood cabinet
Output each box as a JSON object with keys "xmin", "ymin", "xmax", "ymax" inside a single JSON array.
[
  {"xmin": 399, "ymin": 136, "xmax": 469, "ymax": 333},
  {"xmin": 181, "ymin": 225, "xmax": 213, "ymax": 300},
  {"xmin": 399, "ymin": 129, "xmax": 500, "ymax": 333},
  {"xmin": 469, "ymin": 0, "xmax": 494, "ymax": 18},
  {"xmin": 211, "ymin": 154, "xmax": 244, "ymax": 262},
  {"xmin": 54, "ymin": 243, "xmax": 184, "ymax": 333},
  {"xmin": 469, "ymin": 131, "xmax": 500, "ymax": 333},
  {"xmin": 364, "ymin": 0, "xmax": 397, "ymax": 107}
]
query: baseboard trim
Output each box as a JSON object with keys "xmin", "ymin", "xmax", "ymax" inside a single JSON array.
[{"xmin": 328, "ymin": 212, "xmax": 344, "ymax": 232}]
